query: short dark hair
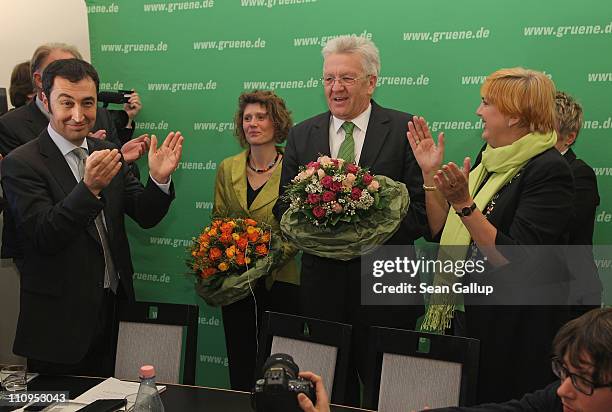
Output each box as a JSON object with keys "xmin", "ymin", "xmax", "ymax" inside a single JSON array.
[
  {"xmin": 553, "ymin": 308, "xmax": 612, "ymax": 383},
  {"xmin": 42, "ymin": 59, "xmax": 100, "ymax": 103},
  {"xmin": 9, "ymin": 61, "xmax": 33, "ymax": 107},
  {"xmin": 233, "ymin": 90, "xmax": 293, "ymax": 148}
]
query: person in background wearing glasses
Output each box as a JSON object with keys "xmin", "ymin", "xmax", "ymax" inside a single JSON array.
[
  {"xmin": 274, "ymin": 35, "xmax": 426, "ymax": 406},
  {"xmin": 297, "ymin": 307, "xmax": 612, "ymax": 412},
  {"xmin": 213, "ymin": 90, "xmax": 299, "ymax": 391}
]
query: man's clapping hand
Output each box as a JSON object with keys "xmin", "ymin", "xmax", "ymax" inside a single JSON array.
[
  {"xmin": 121, "ymin": 134, "xmax": 149, "ymax": 163},
  {"xmin": 83, "ymin": 149, "xmax": 122, "ymax": 196},
  {"xmin": 148, "ymin": 131, "xmax": 184, "ymax": 184}
]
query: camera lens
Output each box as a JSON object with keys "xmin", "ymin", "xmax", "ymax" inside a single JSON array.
[{"xmin": 262, "ymin": 353, "xmax": 299, "ymax": 379}]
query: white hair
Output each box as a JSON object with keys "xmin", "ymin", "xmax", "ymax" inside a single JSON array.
[{"xmin": 322, "ymin": 35, "xmax": 380, "ymax": 76}]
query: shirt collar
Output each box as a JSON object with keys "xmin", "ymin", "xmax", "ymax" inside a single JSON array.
[
  {"xmin": 331, "ymin": 103, "xmax": 372, "ymax": 133},
  {"xmin": 35, "ymin": 96, "xmax": 51, "ymax": 120},
  {"xmin": 47, "ymin": 124, "xmax": 88, "ymax": 157},
  {"xmin": 560, "ymin": 148, "xmax": 569, "ymax": 156}
]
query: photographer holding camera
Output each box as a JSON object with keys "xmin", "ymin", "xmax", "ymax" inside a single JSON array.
[
  {"xmin": 296, "ymin": 372, "xmax": 330, "ymax": 412},
  {"xmin": 253, "ymin": 354, "xmax": 328, "ymax": 412}
]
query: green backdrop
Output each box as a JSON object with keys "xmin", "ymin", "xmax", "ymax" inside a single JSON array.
[{"xmin": 85, "ymin": 0, "xmax": 612, "ymax": 387}]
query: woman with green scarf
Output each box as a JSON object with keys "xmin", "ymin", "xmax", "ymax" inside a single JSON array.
[{"xmin": 407, "ymin": 68, "xmax": 574, "ymax": 404}]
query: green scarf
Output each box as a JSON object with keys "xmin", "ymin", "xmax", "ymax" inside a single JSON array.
[{"xmin": 420, "ymin": 131, "xmax": 557, "ymax": 333}]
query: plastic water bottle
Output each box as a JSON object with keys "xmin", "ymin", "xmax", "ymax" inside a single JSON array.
[{"xmin": 133, "ymin": 365, "xmax": 165, "ymax": 412}]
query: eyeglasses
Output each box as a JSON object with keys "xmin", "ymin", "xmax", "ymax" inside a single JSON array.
[
  {"xmin": 551, "ymin": 357, "xmax": 612, "ymax": 396},
  {"xmin": 321, "ymin": 75, "xmax": 370, "ymax": 87}
]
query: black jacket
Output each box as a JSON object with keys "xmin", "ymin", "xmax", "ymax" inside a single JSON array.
[{"xmin": 1, "ymin": 131, "xmax": 173, "ymax": 363}]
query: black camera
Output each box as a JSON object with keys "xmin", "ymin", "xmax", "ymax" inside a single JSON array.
[
  {"xmin": 252, "ymin": 353, "xmax": 316, "ymax": 412},
  {"xmin": 98, "ymin": 89, "xmax": 132, "ymax": 107}
]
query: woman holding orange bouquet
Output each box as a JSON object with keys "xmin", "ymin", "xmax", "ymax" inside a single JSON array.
[{"xmin": 212, "ymin": 90, "xmax": 299, "ymax": 391}]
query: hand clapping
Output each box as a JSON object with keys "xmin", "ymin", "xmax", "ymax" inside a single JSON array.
[
  {"xmin": 407, "ymin": 116, "xmax": 473, "ymax": 208},
  {"xmin": 121, "ymin": 134, "xmax": 150, "ymax": 163},
  {"xmin": 407, "ymin": 116, "xmax": 445, "ymax": 175},
  {"xmin": 148, "ymin": 131, "xmax": 184, "ymax": 184},
  {"xmin": 435, "ymin": 159, "xmax": 472, "ymax": 207},
  {"xmin": 83, "ymin": 149, "xmax": 122, "ymax": 196}
]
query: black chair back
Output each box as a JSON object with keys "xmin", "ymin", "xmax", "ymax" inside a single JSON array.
[
  {"xmin": 115, "ymin": 301, "xmax": 198, "ymax": 385},
  {"xmin": 364, "ymin": 326, "xmax": 479, "ymax": 411},
  {"xmin": 257, "ymin": 311, "xmax": 352, "ymax": 404}
]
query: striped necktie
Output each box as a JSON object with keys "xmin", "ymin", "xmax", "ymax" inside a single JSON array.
[{"xmin": 338, "ymin": 121, "xmax": 356, "ymax": 164}]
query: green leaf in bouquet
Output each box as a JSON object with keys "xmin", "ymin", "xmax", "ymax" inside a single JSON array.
[
  {"xmin": 303, "ymin": 208, "xmax": 316, "ymax": 220},
  {"xmin": 372, "ymin": 192, "xmax": 382, "ymax": 208},
  {"xmin": 340, "ymin": 214, "xmax": 353, "ymax": 223},
  {"xmin": 330, "ymin": 214, "xmax": 342, "ymax": 225}
]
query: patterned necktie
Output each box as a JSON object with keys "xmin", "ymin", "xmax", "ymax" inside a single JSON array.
[
  {"xmin": 72, "ymin": 148, "xmax": 119, "ymax": 293},
  {"xmin": 338, "ymin": 121, "xmax": 356, "ymax": 164}
]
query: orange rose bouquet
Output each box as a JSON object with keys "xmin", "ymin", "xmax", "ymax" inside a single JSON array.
[{"xmin": 188, "ymin": 217, "xmax": 282, "ymax": 306}]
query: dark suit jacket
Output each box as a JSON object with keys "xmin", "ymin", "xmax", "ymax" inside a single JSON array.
[
  {"xmin": 563, "ymin": 148, "xmax": 602, "ymax": 308},
  {"xmin": 274, "ymin": 100, "xmax": 426, "ymax": 247},
  {"xmin": 464, "ymin": 148, "xmax": 575, "ymax": 403},
  {"xmin": 0, "ymin": 130, "xmax": 173, "ymax": 363},
  {"xmin": 563, "ymin": 148, "xmax": 600, "ymax": 245},
  {"xmin": 0, "ymin": 100, "xmax": 131, "ymax": 258},
  {"xmin": 477, "ymin": 148, "xmax": 574, "ymax": 246}
]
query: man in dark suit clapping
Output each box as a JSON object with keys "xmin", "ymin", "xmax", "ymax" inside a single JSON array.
[{"xmin": 1, "ymin": 59, "xmax": 183, "ymax": 376}]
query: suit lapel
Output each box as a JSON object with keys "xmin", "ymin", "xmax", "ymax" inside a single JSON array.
[
  {"xmin": 38, "ymin": 130, "xmax": 78, "ymax": 196},
  {"xmin": 311, "ymin": 113, "xmax": 332, "ymax": 159},
  {"xmin": 39, "ymin": 132, "xmax": 102, "ymax": 246},
  {"xmin": 230, "ymin": 151, "xmax": 249, "ymax": 214},
  {"xmin": 359, "ymin": 101, "xmax": 390, "ymax": 167}
]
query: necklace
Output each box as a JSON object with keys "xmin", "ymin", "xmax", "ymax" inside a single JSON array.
[{"xmin": 247, "ymin": 151, "xmax": 280, "ymax": 174}]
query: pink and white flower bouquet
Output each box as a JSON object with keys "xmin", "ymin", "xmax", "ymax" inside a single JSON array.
[{"xmin": 280, "ymin": 156, "xmax": 409, "ymax": 260}]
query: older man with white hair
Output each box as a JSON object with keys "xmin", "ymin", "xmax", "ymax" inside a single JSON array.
[{"xmin": 275, "ymin": 35, "xmax": 426, "ymax": 406}]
